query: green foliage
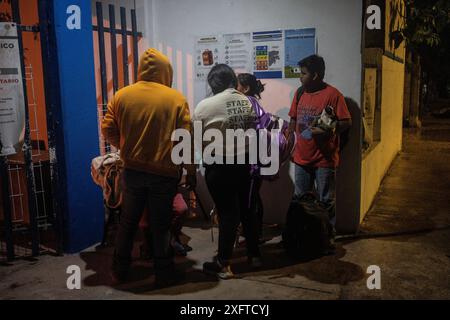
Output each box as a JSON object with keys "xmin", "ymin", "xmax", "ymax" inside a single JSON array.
[{"xmin": 399, "ymin": 0, "xmax": 450, "ymax": 49}]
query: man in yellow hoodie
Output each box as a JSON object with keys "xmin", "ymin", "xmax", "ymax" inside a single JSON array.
[{"xmin": 102, "ymin": 48, "xmax": 195, "ymax": 287}]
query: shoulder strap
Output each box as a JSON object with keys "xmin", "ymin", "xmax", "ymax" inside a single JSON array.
[
  {"xmin": 247, "ymin": 96, "xmax": 263, "ymax": 118},
  {"xmin": 295, "ymin": 86, "xmax": 304, "ymax": 104}
]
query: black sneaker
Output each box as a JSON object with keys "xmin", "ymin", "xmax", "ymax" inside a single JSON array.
[{"xmin": 202, "ymin": 260, "xmax": 234, "ymax": 280}]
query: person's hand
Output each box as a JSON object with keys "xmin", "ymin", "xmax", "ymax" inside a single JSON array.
[
  {"xmin": 284, "ymin": 128, "xmax": 292, "ymax": 139},
  {"xmin": 310, "ymin": 126, "xmax": 327, "ymax": 136},
  {"xmin": 185, "ymin": 174, "xmax": 197, "ymax": 190}
]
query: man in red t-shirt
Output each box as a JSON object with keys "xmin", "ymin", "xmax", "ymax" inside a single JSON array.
[{"xmin": 287, "ymin": 55, "xmax": 352, "ymax": 221}]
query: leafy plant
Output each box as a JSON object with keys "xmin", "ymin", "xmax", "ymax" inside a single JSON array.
[{"xmin": 402, "ymin": 0, "xmax": 449, "ymax": 48}]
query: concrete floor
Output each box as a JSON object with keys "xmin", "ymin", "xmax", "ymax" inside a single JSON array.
[{"xmin": 1, "ymin": 112, "xmax": 449, "ymax": 300}]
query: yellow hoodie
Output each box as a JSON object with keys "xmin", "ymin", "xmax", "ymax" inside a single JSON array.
[{"xmin": 101, "ymin": 48, "xmax": 192, "ymax": 178}]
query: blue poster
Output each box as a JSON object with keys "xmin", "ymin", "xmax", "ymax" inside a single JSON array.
[
  {"xmin": 252, "ymin": 31, "xmax": 284, "ymax": 79},
  {"xmin": 284, "ymin": 28, "xmax": 316, "ymax": 78}
]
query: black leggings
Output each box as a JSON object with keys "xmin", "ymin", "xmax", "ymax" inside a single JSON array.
[
  {"xmin": 205, "ymin": 164, "xmax": 260, "ymax": 266},
  {"xmin": 252, "ymin": 177, "xmax": 264, "ymax": 239}
]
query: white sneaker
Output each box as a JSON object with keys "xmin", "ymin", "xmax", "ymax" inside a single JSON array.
[{"xmin": 203, "ymin": 260, "xmax": 235, "ymax": 280}]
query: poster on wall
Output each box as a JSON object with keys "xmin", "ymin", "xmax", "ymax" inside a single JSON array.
[
  {"xmin": 252, "ymin": 30, "xmax": 284, "ymax": 79},
  {"xmin": 223, "ymin": 33, "xmax": 252, "ymax": 75},
  {"xmin": 195, "ymin": 35, "xmax": 222, "ymax": 80},
  {"xmin": 194, "ymin": 28, "xmax": 316, "ymax": 80},
  {"xmin": 0, "ymin": 22, "xmax": 25, "ymax": 156},
  {"xmin": 284, "ymin": 28, "xmax": 316, "ymax": 78}
]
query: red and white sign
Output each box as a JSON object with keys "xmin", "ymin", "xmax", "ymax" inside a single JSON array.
[{"xmin": 0, "ymin": 22, "xmax": 25, "ymax": 156}]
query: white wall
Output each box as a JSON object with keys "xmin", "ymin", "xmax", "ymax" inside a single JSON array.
[
  {"xmin": 142, "ymin": 0, "xmax": 363, "ymax": 227},
  {"xmin": 146, "ymin": 0, "xmax": 362, "ymax": 110}
]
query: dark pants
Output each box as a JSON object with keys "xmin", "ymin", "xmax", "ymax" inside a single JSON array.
[
  {"xmin": 112, "ymin": 169, "xmax": 177, "ymax": 277},
  {"xmin": 252, "ymin": 177, "xmax": 264, "ymax": 239},
  {"xmin": 294, "ymin": 164, "xmax": 336, "ymax": 225},
  {"xmin": 205, "ymin": 164, "xmax": 260, "ymax": 266}
]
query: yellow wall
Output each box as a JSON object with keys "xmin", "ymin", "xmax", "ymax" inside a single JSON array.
[
  {"xmin": 385, "ymin": 0, "xmax": 406, "ymax": 60},
  {"xmin": 361, "ymin": 56, "xmax": 405, "ymax": 218},
  {"xmin": 360, "ymin": 0, "xmax": 406, "ymax": 220}
]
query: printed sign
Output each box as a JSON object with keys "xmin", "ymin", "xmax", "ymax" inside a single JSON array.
[
  {"xmin": 0, "ymin": 22, "xmax": 25, "ymax": 156},
  {"xmin": 195, "ymin": 35, "xmax": 222, "ymax": 80},
  {"xmin": 223, "ymin": 32, "xmax": 252, "ymax": 74},
  {"xmin": 252, "ymin": 30, "xmax": 284, "ymax": 79},
  {"xmin": 194, "ymin": 28, "xmax": 316, "ymax": 80},
  {"xmin": 285, "ymin": 28, "xmax": 316, "ymax": 78}
]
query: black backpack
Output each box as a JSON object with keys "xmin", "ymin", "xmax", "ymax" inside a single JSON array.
[{"xmin": 282, "ymin": 193, "xmax": 335, "ymax": 260}]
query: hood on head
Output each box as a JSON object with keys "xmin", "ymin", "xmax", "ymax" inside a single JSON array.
[{"xmin": 137, "ymin": 48, "xmax": 173, "ymax": 87}]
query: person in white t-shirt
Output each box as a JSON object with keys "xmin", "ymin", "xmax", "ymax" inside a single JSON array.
[{"xmin": 193, "ymin": 64, "xmax": 262, "ymax": 279}]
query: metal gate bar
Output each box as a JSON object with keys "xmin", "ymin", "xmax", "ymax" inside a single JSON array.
[
  {"xmin": 95, "ymin": 2, "xmax": 111, "ymax": 154},
  {"xmin": 131, "ymin": 9, "xmax": 139, "ymax": 82},
  {"xmin": 108, "ymin": 4, "xmax": 119, "ymax": 94},
  {"xmin": 92, "ymin": 3, "xmax": 143, "ymax": 93},
  {"xmin": 1, "ymin": 157, "xmax": 14, "ymax": 260},
  {"xmin": 38, "ymin": 0, "xmax": 65, "ymax": 255},
  {"xmin": 120, "ymin": 7, "xmax": 129, "ymax": 87},
  {"xmin": 1, "ymin": 1, "xmax": 143, "ymax": 260},
  {"xmin": 95, "ymin": 2, "xmax": 108, "ymax": 111},
  {"xmin": 11, "ymin": 0, "xmax": 40, "ymax": 257},
  {"xmin": 92, "ymin": 3, "xmax": 142, "ymax": 156}
]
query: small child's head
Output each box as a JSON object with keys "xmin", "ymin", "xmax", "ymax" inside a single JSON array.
[
  {"xmin": 237, "ymin": 73, "xmax": 265, "ymax": 99},
  {"xmin": 298, "ymin": 55, "xmax": 325, "ymax": 87}
]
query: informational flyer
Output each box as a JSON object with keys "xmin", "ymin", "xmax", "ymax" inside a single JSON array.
[
  {"xmin": 284, "ymin": 28, "xmax": 316, "ymax": 78},
  {"xmin": 0, "ymin": 22, "xmax": 25, "ymax": 156},
  {"xmin": 252, "ymin": 30, "xmax": 284, "ymax": 79},
  {"xmin": 194, "ymin": 28, "xmax": 316, "ymax": 80},
  {"xmin": 223, "ymin": 33, "xmax": 252, "ymax": 74},
  {"xmin": 195, "ymin": 35, "xmax": 222, "ymax": 80}
]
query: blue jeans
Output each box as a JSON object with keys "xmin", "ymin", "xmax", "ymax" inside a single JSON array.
[{"xmin": 294, "ymin": 164, "xmax": 336, "ymax": 224}]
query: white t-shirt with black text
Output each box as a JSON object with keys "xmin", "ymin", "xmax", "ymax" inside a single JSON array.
[{"xmin": 193, "ymin": 88, "xmax": 257, "ymax": 158}]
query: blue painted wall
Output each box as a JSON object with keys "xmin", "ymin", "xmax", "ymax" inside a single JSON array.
[{"xmin": 51, "ymin": 0, "xmax": 103, "ymax": 253}]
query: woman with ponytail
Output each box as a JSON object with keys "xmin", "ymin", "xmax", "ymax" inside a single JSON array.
[
  {"xmin": 237, "ymin": 73, "xmax": 266, "ymax": 247},
  {"xmin": 237, "ymin": 73, "xmax": 265, "ymax": 100}
]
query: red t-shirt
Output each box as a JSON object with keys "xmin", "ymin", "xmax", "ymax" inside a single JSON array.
[{"xmin": 288, "ymin": 84, "xmax": 351, "ymax": 168}]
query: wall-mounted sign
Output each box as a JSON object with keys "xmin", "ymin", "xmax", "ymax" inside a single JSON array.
[
  {"xmin": 223, "ymin": 32, "xmax": 252, "ymax": 74},
  {"xmin": 195, "ymin": 28, "xmax": 316, "ymax": 80},
  {"xmin": 252, "ymin": 30, "xmax": 284, "ymax": 79},
  {"xmin": 284, "ymin": 28, "xmax": 316, "ymax": 78},
  {"xmin": 195, "ymin": 35, "xmax": 222, "ymax": 80},
  {"xmin": 0, "ymin": 22, "xmax": 25, "ymax": 156}
]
